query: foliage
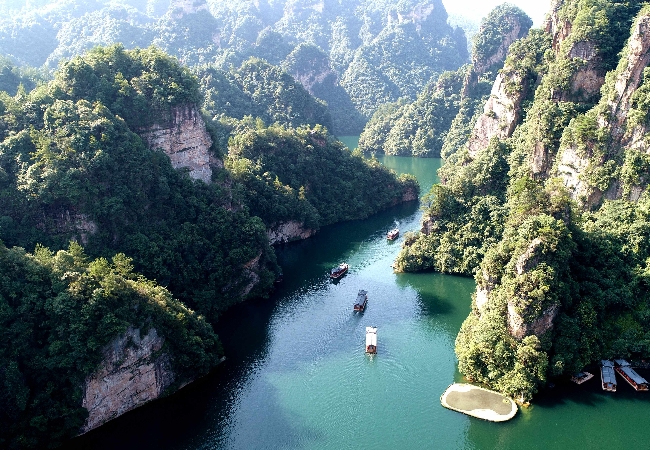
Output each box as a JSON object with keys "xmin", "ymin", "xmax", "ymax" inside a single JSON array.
[
  {"xmin": 358, "ymin": 69, "xmax": 465, "ymax": 157},
  {"xmin": 226, "ymin": 123, "xmax": 419, "ymax": 229},
  {"xmin": 199, "ymin": 57, "xmax": 333, "ymax": 132},
  {"xmin": 0, "ymin": 242, "xmax": 221, "ymax": 448}
]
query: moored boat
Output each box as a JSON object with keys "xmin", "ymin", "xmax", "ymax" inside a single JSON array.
[
  {"xmin": 387, "ymin": 228, "xmax": 399, "ymax": 240},
  {"xmin": 571, "ymin": 371, "xmax": 594, "ymax": 384},
  {"xmin": 601, "ymin": 360, "xmax": 617, "ymax": 392},
  {"xmin": 614, "ymin": 359, "xmax": 649, "ymax": 391},
  {"xmin": 354, "ymin": 290, "xmax": 368, "ymax": 312},
  {"xmin": 365, "ymin": 326, "xmax": 377, "ymax": 354},
  {"xmin": 330, "ymin": 263, "xmax": 349, "ymax": 279}
]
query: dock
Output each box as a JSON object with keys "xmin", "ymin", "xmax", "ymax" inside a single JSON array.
[
  {"xmin": 571, "ymin": 371, "xmax": 594, "ymax": 384},
  {"xmin": 440, "ymin": 384, "xmax": 517, "ymax": 422}
]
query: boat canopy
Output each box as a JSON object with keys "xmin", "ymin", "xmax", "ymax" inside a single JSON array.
[
  {"xmin": 614, "ymin": 359, "xmax": 631, "ymax": 367},
  {"xmin": 601, "ymin": 366, "xmax": 616, "ymax": 385},
  {"xmin": 618, "ymin": 366, "xmax": 648, "ymax": 385},
  {"xmin": 365, "ymin": 327, "xmax": 377, "ymax": 347},
  {"xmin": 356, "ymin": 290, "xmax": 368, "ymax": 304},
  {"xmin": 601, "ymin": 360, "xmax": 614, "ymax": 368}
]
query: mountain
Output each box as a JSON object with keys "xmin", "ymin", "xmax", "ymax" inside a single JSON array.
[
  {"xmin": 0, "ymin": 0, "xmax": 469, "ymax": 135},
  {"xmin": 396, "ymin": 0, "xmax": 650, "ymax": 403}
]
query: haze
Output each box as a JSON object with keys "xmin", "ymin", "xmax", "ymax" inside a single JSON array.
[{"xmin": 444, "ymin": 0, "xmax": 552, "ymax": 26}]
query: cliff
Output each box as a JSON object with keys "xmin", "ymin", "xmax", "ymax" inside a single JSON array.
[
  {"xmin": 267, "ymin": 221, "xmax": 316, "ymax": 245},
  {"xmin": 555, "ymin": 11, "xmax": 650, "ymax": 207},
  {"xmin": 139, "ymin": 105, "xmax": 219, "ymax": 183},
  {"xmin": 81, "ymin": 327, "xmax": 174, "ymax": 433}
]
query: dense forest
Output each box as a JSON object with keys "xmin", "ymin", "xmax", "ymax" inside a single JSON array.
[
  {"xmin": 397, "ymin": 0, "xmax": 650, "ymax": 403},
  {"xmin": 0, "ymin": 0, "xmax": 469, "ymax": 135},
  {"xmin": 0, "ymin": 36, "xmax": 417, "ymax": 450}
]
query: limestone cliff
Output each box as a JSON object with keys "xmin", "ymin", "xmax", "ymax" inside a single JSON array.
[
  {"xmin": 139, "ymin": 105, "xmax": 220, "ymax": 183},
  {"xmin": 555, "ymin": 12, "xmax": 650, "ymax": 207},
  {"xmin": 81, "ymin": 327, "xmax": 174, "ymax": 433},
  {"xmin": 467, "ymin": 72, "xmax": 526, "ymax": 158},
  {"xmin": 267, "ymin": 221, "xmax": 316, "ymax": 245}
]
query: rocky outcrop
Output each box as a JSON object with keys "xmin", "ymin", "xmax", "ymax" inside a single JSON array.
[
  {"xmin": 606, "ymin": 14, "xmax": 650, "ymax": 141},
  {"xmin": 467, "ymin": 72, "xmax": 525, "ymax": 157},
  {"xmin": 557, "ymin": 13, "xmax": 650, "ymax": 205},
  {"xmin": 139, "ymin": 105, "xmax": 219, "ymax": 183},
  {"xmin": 473, "ymin": 19, "xmax": 525, "ymax": 77},
  {"xmin": 38, "ymin": 209, "xmax": 98, "ymax": 245},
  {"xmin": 81, "ymin": 327, "xmax": 174, "ymax": 433},
  {"xmin": 240, "ymin": 252, "xmax": 263, "ymax": 298},
  {"xmin": 267, "ymin": 221, "xmax": 316, "ymax": 245},
  {"xmin": 545, "ymin": 0, "xmax": 571, "ymax": 52},
  {"xmin": 507, "ymin": 302, "xmax": 559, "ymax": 339},
  {"xmin": 170, "ymin": 0, "xmax": 209, "ymax": 18}
]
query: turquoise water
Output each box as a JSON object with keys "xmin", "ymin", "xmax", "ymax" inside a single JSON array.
[{"xmin": 64, "ymin": 147, "xmax": 650, "ymax": 450}]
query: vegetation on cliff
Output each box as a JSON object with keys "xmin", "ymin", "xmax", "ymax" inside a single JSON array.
[
  {"xmin": 0, "ymin": 242, "xmax": 221, "ymax": 449},
  {"xmin": 398, "ymin": 0, "xmax": 650, "ymax": 402},
  {"xmin": 225, "ymin": 123, "xmax": 418, "ymax": 230},
  {"xmin": 359, "ymin": 4, "xmax": 531, "ymax": 158}
]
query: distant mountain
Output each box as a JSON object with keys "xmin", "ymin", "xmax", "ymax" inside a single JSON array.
[{"xmin": 0, "ymin": 0, "xmax": 469, "ymax": 134}]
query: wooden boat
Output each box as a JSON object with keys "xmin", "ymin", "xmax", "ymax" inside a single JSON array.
[
  {"xmin": 354, "ymin": 290, "xmax": 368, "ymax": 312},
  {"xmin": 387, "ymin": 228, "xmax": 399, "ymax": 240},
  {"xmin": 601, "ymin": 360, "xmax": 617, "ymax": 392},
  {"xmin": 571, "ymin": 371, "xmax": 594, "ymax": 384},
  {"xmin": 365, "ymin": 326, "xmax": 377, "ymax": 354},
  {"xmin": 330, "ymin": 263, "xmax": 349, "ymax": 279},
  {"xmin": 614, "ymin": 359, "xmax": 649, "ymax": 391}
]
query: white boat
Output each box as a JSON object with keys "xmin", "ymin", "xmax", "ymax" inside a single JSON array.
[{"xmin": 365, "ymin": 326, "xmax": 377, "ymax": 354}]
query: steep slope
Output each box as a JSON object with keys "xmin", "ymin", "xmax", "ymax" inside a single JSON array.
[
  {"xmin": 397, "ymin": 0, "xmax": 650, "ymax": 402},
  {"xmin": 358, "ymin": 4, "xmax": 532, "ymax": 158}
]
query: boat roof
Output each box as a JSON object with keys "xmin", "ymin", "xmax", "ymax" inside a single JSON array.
[
  {"xmin": 618, "ymin": 366, "xmax": 648, "ymax": 385},
  {"xmin": 614, "ymin": 359, "xmax": 631, "ymax": 367},
  {"xmin": 601, "ymin": 360, "xmax": 614, "ymax": 367},
  {"xmin": 601, "ymin": 366, "xmax": 616, "ymax": 384}
]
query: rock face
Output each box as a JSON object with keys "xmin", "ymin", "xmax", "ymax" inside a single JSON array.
[
  {"xmin": 507, "ymin": 303, "xmax": 559, "ymax": 339},
  {"xmin": 139, "ymin": 105, "xmax": 218, "ymax": 183},
  {"xmin": 467, "ymin": 72, "xmax": 525, "ymax": 157},
  {"xmin": 556, "ymin": 13, "xmax": 650, "ymax": 206},
  {"xmin": 267, "ymin": 221, "xmax": 316, "ymax": 244},
  {"xmin": 81, "ymin": 327, "xmax": 174, "ymax": 433}
]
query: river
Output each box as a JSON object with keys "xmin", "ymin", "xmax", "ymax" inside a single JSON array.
[{"xmin": 64, "ymin": 138, "xmax": 648, "ymax": 449}]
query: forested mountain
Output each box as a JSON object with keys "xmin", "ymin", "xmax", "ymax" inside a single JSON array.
[
  {"xmin": 0, "ymin": 0, "xmax": 468, "ymax": 134},
  {"xmin": 358, "ymin": 4, "xmax": 532, "ymax": 157},
  {"xmin": 0, "ymin": 43, "xmax": 417, "ymax": 446},
  {"xmin": 397, "ymin": 0, "xmax": 650, "ymax": 403}
]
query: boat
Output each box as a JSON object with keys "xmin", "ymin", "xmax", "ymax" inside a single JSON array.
[
  {"xmin": 365, "ymin": 326, "xmax": 377, "ymax": 354},
  {"xmin": 387, "ymin": 228, "xmax": 399, "ymax": 240},
  {"xmin": 601, "ymin": 360, "xmax": 617, "ymax": 392},
  {"xmin": 571, "ymin": 371, "xmax": 594, "ymax": 384},
  {"xmin": 614, "ymin": 359, "xmax": 649, "ymax": 391},
  {"xmin": 330, "ymin": 263, "xmax": 349, "ymax": 279},
  {"xmin": 354, "ymin": 290, "xmax": 368, "ymax": 312}
]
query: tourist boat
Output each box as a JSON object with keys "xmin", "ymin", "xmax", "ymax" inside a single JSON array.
[
  {"xmin": 387, "ymin": 228, "xmax": 399, "ymax": 240},
  {"xmin": 614, "ymin": 359, "xmax": 649, "ymax": 391},
  {"xmin": 330, "ymin": 263, "xmax": 349, "ymax": 279},
  {"xmin": 571, "ymin": 371, "xmax": 594, "ymax": 384},
  {"xmin": 365, "ymin": 326, "xmax": 377, "ymax": 354},
  {"xmin": 601, "ymin": 360, "xmax": 617, "ymax": 392},
  {"xmin": 354, "ymin": 290, "xmax": 368, "ymax": 312}
]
